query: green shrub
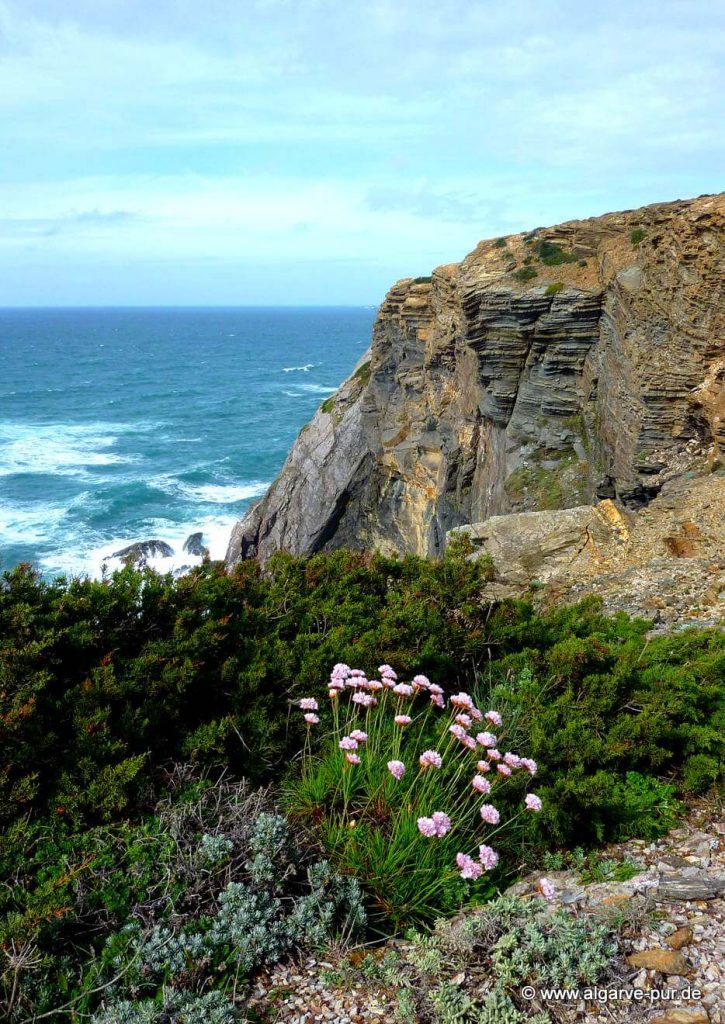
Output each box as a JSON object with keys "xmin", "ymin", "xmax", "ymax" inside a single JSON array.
[
  {"xmin": 513, "ymin": 267, "xmax": 538, "ymax": 282},
  {"xmin": 535, "ymin": 240, "xmax": 577, "ymax": 266},
  {"xmin": 493, "ymin": 237, "xmax": 508, "ymax": 248},
  {"xmin": 0, "ymin": 776, "xmax": 365, "ymax": 1020},
  {"xmin": 630, "ymin": 228, "xmax": 646, "ymax": 245},
  {"xmin": 545, "ymin": 282, "xmax": 564, "ymax": 296}
]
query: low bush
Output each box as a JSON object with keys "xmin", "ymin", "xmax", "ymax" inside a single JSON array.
[
  {"xmin": 513, "ymin": 266, "xmax": 538, "ymax": 282},
  {"xmin": 1, "ymin": 772, "xmax": 365, "ymax": 1021},
  {"xmin": 630, "ymin": 227, "xmax": 646, "ymax": 245}
]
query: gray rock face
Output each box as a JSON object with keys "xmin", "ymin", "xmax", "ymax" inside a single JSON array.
[
  {"xmin": 112, "ymin": 539, "xmax": 174, "ymax": 563},
  {"xmin": 227, "ymin": 194, "xmax": 725, "ymax": 566}
]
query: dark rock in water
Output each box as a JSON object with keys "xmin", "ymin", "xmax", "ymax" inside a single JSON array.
[
  {"xmin": 182, "ymin": 532, "xmax": 210, "ymax": 558},
  {"xmin": 112, "ymin": 539, "xmax": 174, "ymax": 564}
]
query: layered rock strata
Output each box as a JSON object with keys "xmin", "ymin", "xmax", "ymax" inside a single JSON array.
[{"xmin": 228, "ymin": 194, "xmax": 724, "ymax": 565}]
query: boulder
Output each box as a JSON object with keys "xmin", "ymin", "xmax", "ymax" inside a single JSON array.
[
  {"xmin": 448, "ymin": 500, "xmax": 630, "ymax": 585},
  {"xmin": 111, "ymin": 540, "xmax": 174, "ymax": 564},
  {"xmin": 182, "ymin": 532, "xmax": 210, "ymax": 558}
]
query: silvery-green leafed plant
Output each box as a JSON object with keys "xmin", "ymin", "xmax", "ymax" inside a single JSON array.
[{"xmin": 288, "ymin": 664, "xmax": 549, "ymax": 929}]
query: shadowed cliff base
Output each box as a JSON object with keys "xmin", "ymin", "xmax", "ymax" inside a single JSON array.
[{"xmin": 227, "ymin": 193, "xmax": 725, "ymax": 613}]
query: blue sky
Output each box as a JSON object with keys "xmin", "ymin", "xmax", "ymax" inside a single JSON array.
[{"xmin": 0, "ymin": 0, "xmax": 722, "ymax": 305}]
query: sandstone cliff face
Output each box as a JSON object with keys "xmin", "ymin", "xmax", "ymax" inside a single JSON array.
[{"xmin": 227, "ymin": 194, "xmax": 724, "ymax": 565}]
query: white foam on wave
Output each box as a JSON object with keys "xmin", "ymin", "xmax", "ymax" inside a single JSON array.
[
  {"xmin": 148, "ymin": 476, "xmax": 270, "ymax": 504},
  {"xmin": 40, "ymin": 513, "xmax": 242, "ymax": 579},
  {"xmin": 282, "ymin": 363, "xmax": 316, "ymax": 373},
  {"xmin": 0, "ymin": 421, "xmax": 155, "ymax": 478},
  {"xmin": 300, "ymin": 383, "xmax": 337, "ymax": 394},
  {"xmin": 0, "ymin": 501, "xmax": 75, "ymax": 546},
  {"xmin": 177, "ymin": 481, "xmax": 270, "ymax": 503}
]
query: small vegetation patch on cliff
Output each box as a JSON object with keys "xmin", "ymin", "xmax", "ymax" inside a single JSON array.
[
  {"xmin": 513, "ymin": 266, "xmax": 538, "ymax": 282},
  {"xmin": 535, "ymin": 240, "xmax": 578, "ymax": 266}
]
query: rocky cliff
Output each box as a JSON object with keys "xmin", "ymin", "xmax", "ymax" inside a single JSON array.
[{"xmin": 227, "ymin": 194, "xmax": 724, "ymax": 566}]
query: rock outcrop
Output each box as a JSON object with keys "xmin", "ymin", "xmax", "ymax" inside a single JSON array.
[
  {"xmin": 227, "ymin": 194, "xmax": 724, "ymax": 567},
  {"xmin": 112, "ymin": 539, "xmax": 174, "ymax": 564}
]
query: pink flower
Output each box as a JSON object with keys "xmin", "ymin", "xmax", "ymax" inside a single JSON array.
[
  {"xmin": 450, "ymin": 692, "xmax": 474, "ymax": 710},
  {"xmin": 382, "ymin": 676, "xmax": 396, "ymax": 689},
  {"xmin": 538, "ymin": 877, "xmax": 556, "ymax": 901},
  {"xmin": 469, "ymin": 706, "xmax": 483, "ymax": 722},
  {"xmin": 345, "ymin": 752, "xmax": 360, "ymax": 765},
  {"xmin": 394, "ymin": 714, "xmax": 412, "ymax": 726},
  {"xmin": 329, "ymin": 679, "xmax": 345, "ymax": 691},
  {"xmin": 476, "ymin": 760, "xmax": 491, "ymax": 773},
  {"xmin": 331, "ymin": 663, "xmax": 351, "ymax": 680},
  {"xmin": 503, "ymin": 752, "xmax": 521, "ymax": 768},
  {"xmin": 350, "ymin": 729, "xmax": 368, "ymax": 743},
  {"xmin": 378, "ymin": 664, "xmax": 397, "ymax": 680},
  {"xmin": 387, "ymin": 759, "xmax": 406, "ymax": 780},
  {"xmin": 393, "ymin": 683, "xmax": 413, "ymax": 697},
  {"xmin": 479, "ymin": 803, "xmax": 500, "ymax": 824},
  {"xmin": 456, "ymin": 853, "xmax": 483, "ymax": 880},
  {"xmin": 455, "ymin": 713, "xmax": 472, "ymax": 728},
  {"xmin": 472, "ymin": 775, "xmax": 491, "ymax": 794},
  {"xmin": 368, "ymin": 680, "xmax": 384, "ymax": 691},
  {"xmin": 461, "ymin": 734, "xmax": 477, "ymax": 750},
  {"xmin": 449, "ymin": 723, "xmax": 467, "ymax": 740},
  {"xmin": 303, "ymin": 713, "xmax": 319, "ymax": 725},
  {"xmin": 478, "ymin": 844, "xmax": 499, "ymax": 870},
  {"xmin": 412, "ymin": 674, "xmax": 430, "ymax": 690},
  {"xmin": 428, "ymin": 684, "xmax": 444, "ymax": 696},
  {"xmin": 431, "ymin": 811, "xmax": 451, "ymax": 836},
  {"xmin": 430, "ymin": 693, "xmax": 445, "ymax": 708},
  {"xmin": 485, "ymin": 710, "xmax": 503, "ymax": 727},
  {"xmin": 476, "ymin": 731, "xmax": 497, "ymax": 748},
  {"xmin": 520, "ymin": 757, "xmax": 538, "ymax": 776},
  {"xmin": 350, "ymin": 669, "xmax": 366, "ymax": 678},
  {"xmin": 339, "ymin": 736, "xmax": 358, "ymax": 751},
  {"xmin": 420, "ymin": 750, "xmax": 442, "ymax": 769},
  {"xmin": 417, "ymin": 817, "xmax": 437, "ymax": 837},
  {"xmin": 525, "ymin": 793, "xmax": 543, "ymax": 812},
  {"xmin": 352, "ymin": 692, "xmax": 376, "ymax": 707},
  {"xmin": 496, "ymin": 763, "xmax": 512, "ymax": 777},
  {"xmin": 487, "ymin": 748, "xmax": 502, "ymax": 761},
  {"xmin": 299, "ymin": 698, "xmax": 319, "ymax": 711}
]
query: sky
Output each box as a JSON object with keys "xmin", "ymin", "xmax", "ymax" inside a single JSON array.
[{"xmin": 0, "ymin": 0, "xmax": 722, "ymax": 306}]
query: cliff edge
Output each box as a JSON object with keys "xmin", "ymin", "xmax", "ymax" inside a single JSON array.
[{"xmin": 227, "ymin": 194, "xmax": 724, "ymax": 567}]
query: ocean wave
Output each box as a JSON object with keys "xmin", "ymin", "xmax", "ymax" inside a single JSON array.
[
  {"xmin": 282, "ymin": 363, "xmax": 316, "ymax": 372},
  {"xmin": 0, "ymin": 421, "xmax": 158, "ymax": 478},
  {"xmin": 39, "ymin": 513, "xmax": 241, "ymax": 579},
  {"xmin": 177, "ymin": 481, "xmax": 270, "ymax": 504},
  {"xmin": 298, "ymin": 383, "xmax": 337, "ymax": 394}
]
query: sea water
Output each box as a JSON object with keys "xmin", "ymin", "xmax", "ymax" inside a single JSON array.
[{"xmin": 0, "ymin": 307, "xmax": 375, "ymax": 577}]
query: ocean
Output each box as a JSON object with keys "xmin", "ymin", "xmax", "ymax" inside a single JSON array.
[{"xmin": 0, "ymin": 307, "xmax": 375, "ymax": 577}]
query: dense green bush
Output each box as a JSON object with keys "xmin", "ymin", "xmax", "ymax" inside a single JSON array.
[{"xmin": 1, "ymin": 556, "xmax": 722, "ymax": 848}]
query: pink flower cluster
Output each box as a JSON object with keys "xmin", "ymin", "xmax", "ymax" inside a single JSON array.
[
  {"xmin": 419, "ymin": 750, "xmax": 443, "ymax": 769},
  {"xmin": 456, "ymin": 843, "xmax": 499, "ymax": 879},
  {"xmin": 417, "ymin": 811, "xmax": 451, "ymax": 837},
  {"xmin": 314, "ymin": 663, "xmax": 542, "ymax": 883},
  {"xmin": 387, "ymin": 759, "xmax": 405, "ymax": 780},
  {"xmin": 299, "ymin": 697, "xmax": 320, "ymax": 726}
]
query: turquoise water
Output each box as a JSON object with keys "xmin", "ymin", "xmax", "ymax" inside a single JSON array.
[{"xmin": 0, "ymin": 307, "xmax": 375, "ymax": 576}]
